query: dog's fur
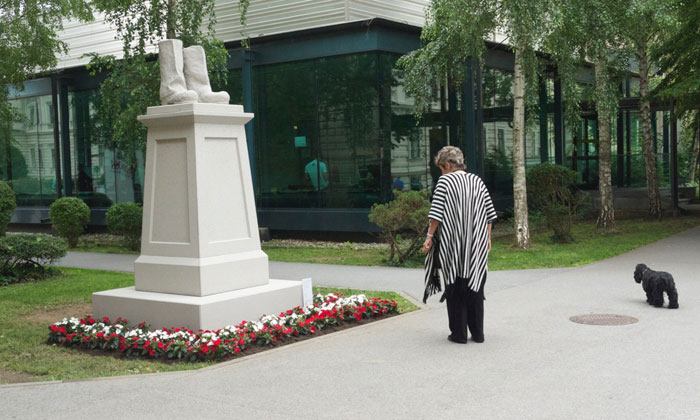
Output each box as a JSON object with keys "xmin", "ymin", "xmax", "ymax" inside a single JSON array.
[{"xmin": 634, "ymin": 264, "xmax": 679, "ymax": 309}]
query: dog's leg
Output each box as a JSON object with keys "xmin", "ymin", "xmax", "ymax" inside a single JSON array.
[
  {"xmin": 645, "ymin": 291, "xmax": 653, "ymax": 304},
  {"xmin": 667, "ymin": 289, "xmax": 679, "ymax": 309},
  {"xmin": 652, "ymin": 284, "xmax": 665, "ymax": 308}
]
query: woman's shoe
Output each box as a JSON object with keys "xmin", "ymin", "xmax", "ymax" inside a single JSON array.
[{"xmin": 447, "ymin": 334, "xmax": 467, "ymax": 344}]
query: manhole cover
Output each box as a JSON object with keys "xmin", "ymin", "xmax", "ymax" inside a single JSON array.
[{"xmin": 569, "ymin": 314, "xmax": 638, "ymax": 326}]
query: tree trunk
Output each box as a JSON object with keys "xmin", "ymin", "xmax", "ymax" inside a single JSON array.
[
  {"xmin": 594, "ymin": 58, "xmax": 616, "ymax": 229},
  {"xmin": 166, "ymin": 0, "xmax": 176, "ymax": 39},
  {"xmin": 689, "ymin": 114, "xmax": 699, "ymax": 186},
  {"xmin": 638, "ymin": 42, "xmax": 662, "ymax": 220},
  {"xmin": 512, "ymin": 46, "xmax": 531, "ymax": 248}
]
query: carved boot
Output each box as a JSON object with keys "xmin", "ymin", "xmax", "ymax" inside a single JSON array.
[
  {"xmin": 159, "ymin": 39, "xmax": 199, "ymax": 105},
  {"xmin": 183, "ymin": 45, "xmax": 230, "ymax": 104}
]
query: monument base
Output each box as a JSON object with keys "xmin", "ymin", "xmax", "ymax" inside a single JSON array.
[{"xmin": 92, "ymin": 279, "xmax": 303, "ymax": 331}]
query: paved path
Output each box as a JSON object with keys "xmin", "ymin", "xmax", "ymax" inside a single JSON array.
[{"xmin": 4, "ymin": 227, "xmax": 700, "ymax": 419}]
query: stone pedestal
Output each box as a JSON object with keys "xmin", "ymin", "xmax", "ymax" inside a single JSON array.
[{"xmin": 92, "ymin": 103, "xmax": 302, "ymax": 330}]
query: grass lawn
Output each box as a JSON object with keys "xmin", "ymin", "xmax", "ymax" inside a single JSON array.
[
  {"xmin": 265, "ymin": 216, "xmax": 700, "ymax": 269},
  {"xmin": 488, "ymin": 215, "xmax": 700, "ymax": 270},
  {"xmin": 0, "ymin": 268, "xmax": 417, "ymax": 384}
]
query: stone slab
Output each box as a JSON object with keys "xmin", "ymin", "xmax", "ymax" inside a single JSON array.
[
  {"xmin": 134, "ymin": 251, "xmax": 269, "ymax": 296},
  {"xmin": 92, "ymin": 279, "xmax": 303, "ymax": 331}
]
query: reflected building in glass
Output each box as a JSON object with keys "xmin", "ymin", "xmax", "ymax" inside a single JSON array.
[{"xmin": 2, "ymin": 1, "xmax": 695, "ymax": 232}]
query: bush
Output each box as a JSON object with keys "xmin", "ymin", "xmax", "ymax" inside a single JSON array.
[
  {"xmin": 527, "ymin": 163, "xmax": 586, "ymax": 243},
  {"xmin": 106, "ymin": 202, "xmax": 143, "ymax": 251},
  {"xmin": 369, "ymin": 190, "xmax": 430, "ymax": 264},
  {"xmin": 49, "ymin": 197, "xmax": 90, "ymax": 248},
  {"xmin": 0, "ymin": 234, "xmax": 67, "ymax": 285},
  {"xmin": 0, "ymin": 181, "xmax": 16, "ymax": 236}
]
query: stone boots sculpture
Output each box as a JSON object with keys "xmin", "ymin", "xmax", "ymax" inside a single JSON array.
[{"xmin": 159, "ymin": 39, "xmax": 230, "ymax": 105}]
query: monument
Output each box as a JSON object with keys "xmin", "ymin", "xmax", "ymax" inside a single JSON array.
[{"xmin": 92, "ymin": 40, "xmax": 303, "ymax": 330}]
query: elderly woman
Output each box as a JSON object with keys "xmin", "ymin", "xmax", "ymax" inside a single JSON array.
[{"xmin": 422, "ymin": 146, "xmax": 497, "ymax": 344}]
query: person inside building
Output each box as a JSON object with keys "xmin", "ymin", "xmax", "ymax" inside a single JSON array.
[
  {"xmin": 392, "ymin": 178, "xmax": 404, "ymax": 191},
  {"xmin": 305, "ymin": 157, "xmax": 329, "ymax": 191},
  {"xmin": 422, "ymin": 146, "xmax": 497, "ymax": 344}
]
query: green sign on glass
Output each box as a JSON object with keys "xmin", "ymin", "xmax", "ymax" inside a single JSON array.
[{"xmin": 294, "ymin": 136, "xmax": 307, "ymax": 148}]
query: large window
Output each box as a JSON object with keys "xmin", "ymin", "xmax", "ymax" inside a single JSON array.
[
  {"xmin": 482, "ymin": 67, "xmax": 514, "ymax": 197},
  {"xmin": 388, "ymin": 55, "xmax": 441, "ymax": 195},
  {"xmin": 253, "ymin": 53, "xmax": 385, "ymax": 209},
  {"xmin": 3, "ymin": 95, "xmax": 57, "ymax": 206}
]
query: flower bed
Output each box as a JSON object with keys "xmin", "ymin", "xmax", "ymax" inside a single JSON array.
[{"xmin": 48, "ymin": 293, "xmax": 398, "ymax": 362}]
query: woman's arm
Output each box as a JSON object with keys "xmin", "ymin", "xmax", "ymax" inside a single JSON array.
[
  {"xmin": 487, "ymin": 222, "xmax": 492, "ymax": 252},
  {"xmin": 422, "ymin": 219, "xmax": 440, "ymax": 254}
]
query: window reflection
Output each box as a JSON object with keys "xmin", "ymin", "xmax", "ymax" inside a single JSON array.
[
  {"xmin": 4, "ymin": 95, "xmax": 57, "ymax": 206},
  {"xmin": 253, "ymin": 54, "xmax": 385, "ymax": 209}
]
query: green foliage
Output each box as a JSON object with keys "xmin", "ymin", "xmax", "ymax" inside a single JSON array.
[
  {"xmin": 0, "ymin": 181, "xmax": 17, "ymax": 236},
  {"xmin": 369, "ymin": 191, "xmax": 431, "ymax": 264},
  {"xmin": 527, "ymin": 163, "xmax": 586, "ymax": 243},
  {"xmin": 49, "ymin": 197, "xmax": 90, "ymax": 248},
  {"xmin": 0, "ymin": 0, "xmax": 93, "ymax": 164},
  {"xmin": 652, "ymin": 0, "xmax": 700, "ymax": 115},
  {"xmin": 0, "ymin": 1, "xmax": 92, "ymax": 86},
  {"xmin": 106, "ymin": 203, "xmax": 143, "ymax": 251},
  {"xmin": 86, "ymin": 0, "xmax": 229, "ymax": 169},
  {"xmin": 545, "ymin": 0, "xmax": 631, "ymax": 134},
  {"xmin": 396, "ymin": 0, "xmax": 498, "ymax": 117},
  {"xmin": 0, "ymin": 234, "xmax": 67, "ymax": 286}
]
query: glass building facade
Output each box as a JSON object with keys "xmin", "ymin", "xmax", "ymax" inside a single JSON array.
[{"xmin": 2, "ymin": 19, "xmax": 695, "ymax": 231}]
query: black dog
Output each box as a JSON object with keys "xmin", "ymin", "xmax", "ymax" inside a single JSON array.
[{"xmin": 634, "ymin": 264, "xmax": 679, "ymax": 309}]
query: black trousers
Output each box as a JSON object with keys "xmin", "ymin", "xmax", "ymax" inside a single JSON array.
[{"xmin": 445, "ymin": 277, "xmax": 484, "ymax": 343}]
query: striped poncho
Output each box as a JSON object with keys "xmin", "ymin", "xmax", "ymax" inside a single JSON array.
[{"xmin": 423, "ymin": 171, "xmax": 497, "ymax": 303}]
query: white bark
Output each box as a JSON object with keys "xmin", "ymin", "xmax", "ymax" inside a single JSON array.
[
  {"xmin": 689, "ymin": 119, "xmax": 699, "ymax": 186},
  {"xmin": 638, "ymin": 43, "xmax": 662, "ymax": 220},
  {"xmin": 512, "ymin": 46, "xmax": 531, "ymax": 248},
  {"xmin": 595, "ymin": 58, "xmax": 616, "ymax": 229}
]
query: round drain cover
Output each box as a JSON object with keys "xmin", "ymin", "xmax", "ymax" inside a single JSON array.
[{"xmin": 569, "ymin": 314, "xmax": 638, "ymax": 326}]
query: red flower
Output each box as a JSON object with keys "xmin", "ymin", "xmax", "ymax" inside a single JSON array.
[
  {"xmin": 200, "ymin": 344, "xmax": 210, "ymax": 353},
  {"xmin": 58, "ymin": 326, "xmax": 66, "ymax": 334},
  {"xmin": 103, "ymin": 316, "xmax": 110, "ymax": 323},
  {"xmin": 50, "ymin": 325, "xmax": 59, "ymax": 333},
  {"xmin": 234, "ymin": 346, "xmax": 241, "ymax": 354},
  {"xmin": 310, "ymin": 326, "xmax": 317, "ymax": 334},
  {"xmin": 66, "ymin": 334, "xmax": 73, "ymax": 341},
  {"xmin": 96, "ymin": 332, "xmax": 104, "ymax": 339}
]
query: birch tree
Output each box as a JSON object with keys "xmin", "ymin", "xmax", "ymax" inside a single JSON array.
[
  {"xmin": 86, "ymin": 0, "xmax": 228, "ymax": 171},
  {"xmin": 621, "ymin": 0, "xmax": 675, "ymax": 220},
  {"xmin": 654, "ymin": 0, "xmax": 700, "ymax": 191},
  {"xmin": 549, "ymin": 0, "xmax": 630, "ymax": 230},
  {"xmin": 398, "ymin": 0, "xmax": 553, "ymax": 249}
]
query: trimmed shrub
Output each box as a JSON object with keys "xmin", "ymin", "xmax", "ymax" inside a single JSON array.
[
  {"xmin": 0, "ymin": 234, "xmax": 67, "ymax": 285},
  {"xmin": 369, "ymin": 190, "xmax": 430, "ymax": 264},
  {"xmin": 49, "ymin": 197, "xmax": 90, "ymax": 248},
  {"xmin": 0, "ymin": 181, "xmax": 16, "ymax": 236},
  {"xmin": 527, "ymin": 163, "xmax": 586, "ymax": 243},
  {"xmin": 106, "ymin": 202, "xmax": 143, "ymax": 251}
]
